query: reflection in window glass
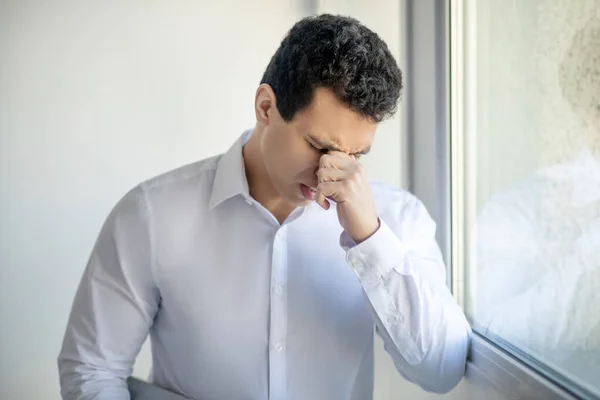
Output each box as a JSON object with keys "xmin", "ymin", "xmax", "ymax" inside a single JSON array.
[{"xmin": 462, "ymin": 1, "xmax": 600, "ymax": 395}]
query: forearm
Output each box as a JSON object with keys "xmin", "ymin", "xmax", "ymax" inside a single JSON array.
[{"xmin": 344, "ymin": 220, "xmax": 470, "ymax": 393}]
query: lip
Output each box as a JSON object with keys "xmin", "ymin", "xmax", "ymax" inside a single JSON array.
[
  {"xmin": 300, "ymin": 183, "xmax": 317, "ymax": 201},
  {"xmin": 300, "ymin": 181, "xmax": 318, "ymax": 191}
]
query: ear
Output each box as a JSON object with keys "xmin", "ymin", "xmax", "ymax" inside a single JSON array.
[{"xmin": 254, "ymin": 84, "xmax": 278, "ymax": 125}]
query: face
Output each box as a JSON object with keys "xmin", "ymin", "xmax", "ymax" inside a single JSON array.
[{"xmin": 255, "ymin": 86, "xmax": 378, "ymax": 206}]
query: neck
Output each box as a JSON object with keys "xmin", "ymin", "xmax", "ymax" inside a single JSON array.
[{"xmin": 243, "ymin": 127, "xmax": 296, "ymax": 223}]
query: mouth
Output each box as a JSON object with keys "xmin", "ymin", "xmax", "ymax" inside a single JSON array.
[{"xmin": 300, "ymin": 183, "xmax": 317, "ymax": 201}]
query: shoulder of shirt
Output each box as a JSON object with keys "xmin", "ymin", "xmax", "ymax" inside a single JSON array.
[
  {"xmin": 137, "ymin": 154, "xmax": 222, "ymax": 193},
  {"xmin": 369, "ymin": 179, "xmax": 423, "ymax": 211},
  {"xmin": 368, "ymin": 180, "xmax": 436, "ymax": 236},
  {"xmin": 114, "ymin": 154, "xmax": 223, "ymax": 213}
]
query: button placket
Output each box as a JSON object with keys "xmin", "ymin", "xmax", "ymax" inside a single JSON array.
[
  {"xmin": 273, "ymin": 284, "xmax": 283, "ymax": 295},
  {"xmin": 268, "ymin": 226, "xmax": 288, "ymax": 399}
]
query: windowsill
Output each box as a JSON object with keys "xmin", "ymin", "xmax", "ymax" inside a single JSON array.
[{"xmin": 467, "ymin": 333, "xmax": 592, "ymax": 400}]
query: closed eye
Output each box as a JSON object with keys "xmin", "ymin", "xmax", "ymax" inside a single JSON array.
[{"xmin": 308, "ymin": 141, "xmax": 328, "ymax": 154}]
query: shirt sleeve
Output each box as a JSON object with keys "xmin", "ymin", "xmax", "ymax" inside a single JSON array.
[
  {"xmin": 340, "ymin": 194, "xmax": 471, "ymax": 393},
  {"xmin": 58, "ymin": 185, "xmax": 160, "ymax": 400}
]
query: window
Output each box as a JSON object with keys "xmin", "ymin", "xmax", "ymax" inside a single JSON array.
[{"xmin": 451, "ymin": 1, "xmax": 600, "ymax": 398}]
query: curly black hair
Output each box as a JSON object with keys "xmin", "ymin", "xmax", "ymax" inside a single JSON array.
[{"xmin": 260, "ymin": 14, "xmax": 403, "ymax": 123}]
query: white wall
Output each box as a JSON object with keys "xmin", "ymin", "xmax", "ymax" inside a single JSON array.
[{"xmin": 0, "ymin": 1, "xmax": 408, "ymax": 399}]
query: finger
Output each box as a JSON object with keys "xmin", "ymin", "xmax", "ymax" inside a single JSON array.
[
  {"xmin": 328, "ymin": 150, "xmax": 353, "ymax": 159},
  {"xmin": 315, "ymin": 185, "xmax": 330, "ymax": 210},
  {"xmin": 328, "ymin": 151, "xmax": 359, "ymax": 165},
  {"xmin": 317, "ymin": 167, "xmax": 346, "ymax": 183},
  {"xmin": 317, "ymin": 181, "xmax": 348, "ymax": 205},
  {"xmin": 319, "ymin": 152, "xmax": 354, "ymax": 170}
]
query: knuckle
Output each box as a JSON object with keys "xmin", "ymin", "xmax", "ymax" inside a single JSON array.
[{"xmin": 318, "ymin": 170, "xmax": 329, "ymax": 182}]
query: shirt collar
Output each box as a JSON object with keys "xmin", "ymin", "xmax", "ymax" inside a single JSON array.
[
  {"xmin": 570, "ymin": 146, "xmax": 600, "ymax": 207},
  {"xmin": 208, "ymin": 129, "xmax": 253, "ymax": 209}
]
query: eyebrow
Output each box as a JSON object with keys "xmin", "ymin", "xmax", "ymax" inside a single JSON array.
[{"xmin": 307, "ymin": 134, "xmax": 371, "ymax": 156}]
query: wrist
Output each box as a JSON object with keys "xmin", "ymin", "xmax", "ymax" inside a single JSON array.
[{"xmin": 349, "ymin": 217, "xmax": 380, "ymax": 244}]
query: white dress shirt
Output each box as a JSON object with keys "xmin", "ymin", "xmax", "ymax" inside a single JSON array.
[{"xmin": 58, "ymin": 130, "xmax": 470, "ymax": 400}]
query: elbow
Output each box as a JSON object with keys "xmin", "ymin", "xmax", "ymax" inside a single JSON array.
[
  {"xmin": 393, "ymin": 355, "xmax": 466, "ymax": 394},
  {"xmin": 58, "ymin": 356, "xmax": 90, "ymax": 399},
  {"xmin": 412, "ymin": 351, "xmax": 468, "ymax": 394},
  {"xmin": 422, "ymin": 366, "xmax": 465, "ymax": 394},
  {"xmin": 403, "ymin": 321, "xmax": 471, "ymax": 394},
  {"xmin": 423, "ymin": 324, "xmax": 471, "ymax": 394},
  {"xmin": 58, "ymin": 356, "xmax": 130, "ymax": 399}
]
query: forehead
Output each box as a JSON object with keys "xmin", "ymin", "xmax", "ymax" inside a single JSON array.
[{"xmin": 293, "ymin": 88, "xmax": 377, "ymax": 151}]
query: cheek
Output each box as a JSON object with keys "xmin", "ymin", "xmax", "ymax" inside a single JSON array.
[
  {"xmin": 293, "ymin": 151, "xmax": 321, "ymax": 179},
  {"xmin": 275, "ymin": 150, "xmax": 311, "ymax": 179},
  {"xmin": 263, "ymin": 127, "xmax": 321, "ymax": 179},
  {"xmin": 263, "ymin": 135, "xmax": 302, "ymax": 178}
]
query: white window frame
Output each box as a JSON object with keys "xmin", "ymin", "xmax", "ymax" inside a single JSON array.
[{"xmin": 405, "ymin": 0, "xmax": 596, "ymax": 399}]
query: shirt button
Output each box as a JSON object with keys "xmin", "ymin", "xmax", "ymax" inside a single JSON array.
[
  {"xmin": 273, "ymin": 285, "xmax": 283, "ymax": 295},
  {"xmin": 274, "ymin": 343, "xmax": 283, "ymax": 352},
  {"xmin": 387, "ymin": 315, "xmax": 399, "ymax": 325}
]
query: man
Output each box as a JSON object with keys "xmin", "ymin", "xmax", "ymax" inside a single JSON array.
[{"xmin": 58, "ymin": 14, "xmax": 470, "ymax": 400}]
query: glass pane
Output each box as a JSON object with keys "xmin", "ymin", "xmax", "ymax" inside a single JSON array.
[{"xmin": 461, "ymin": 1, "xmax": 600, "ymax": 396}]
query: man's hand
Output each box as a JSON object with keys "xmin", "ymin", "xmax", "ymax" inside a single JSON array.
[{"xmin": 316, "ymin": 151, "xmax": 380, "ymax": 243}]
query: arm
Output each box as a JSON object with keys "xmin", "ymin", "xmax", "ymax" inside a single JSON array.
[
  {"xmin": 341, "ymin": 195, "xmax": 471, "ymax": 393},
  {"xmin": 314, "ymin": 152, "xmax": 470, "ymax": 393},
  {"xmin": 58, "ymin": 186, "xmax": 160, "ymax": 399}
]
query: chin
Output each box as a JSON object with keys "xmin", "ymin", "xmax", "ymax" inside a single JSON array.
[
  {"xmin": 278, "ymin": 183, "xmax": 313, "ymax": 207},
  {"xmin": 285, "ymin": 190, "xmax": 311, "ymax": 207},
  {"xmin": 287, "ymin": 195, "xmax": 310, "ymax": 207}
]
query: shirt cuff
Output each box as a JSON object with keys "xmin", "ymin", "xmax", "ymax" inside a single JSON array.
[{"xmin": 340, "ymin": 219, "xmax": 410, "ymax": 285}]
